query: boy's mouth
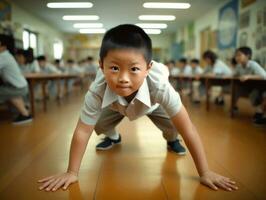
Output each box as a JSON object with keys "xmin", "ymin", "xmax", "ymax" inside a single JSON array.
[{"xmin": 116, "ymin": 85, "xmax": 131, "ymax": 89}]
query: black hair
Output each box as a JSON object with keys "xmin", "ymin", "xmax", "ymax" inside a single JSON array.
[
  {"xmin": 169, "ymin": 60, "xmax": 175, "ymax": 65},
  {"xmin": 99, "ymin": 24, "xmax": 152, "ymax": 63},
  {"xmin": 191, "ymin": 58, "xmax": 199, "ymax": 64},
  {"xmin": 15, "ymin": 48, "xmax": 26, "ymax": 56},
  {"xmin": 202, "ymin": 50, "xmax": 217, "ymax": 65},
  {"xmin": 37, "ymin": 55, "xmax": 46, "ymax": 61},
  {"xmin": 87, "ymin": 56, "xmax": 94, "ymax": 61},
  {"xmin": 0, "ymin": 34, "xmax": 15, "ymax": 54},
  {"xmin": 54, "ymin": 59, "xmax": 61, "ymax": 64},
  {"xmin": 236, "ymin": 46, "xmax": 252, "ymax": 59},
  {"xmin": 67, "ymin": 59, "xmax": 74, "ymax": 64},
  {"xmin": 179, "ymin": 57, "xmax": 187, "ymax": 64},
  {"xmin": 230, "ymin": 57, "xmax": 237, "ymax": 66},
  {"xmin": 0, "ymin": 34, "xmax": 9, "ymax": 47},
  {"xmin": 16, "ymin": 48, "xmax": 34, "ymax": 64}
]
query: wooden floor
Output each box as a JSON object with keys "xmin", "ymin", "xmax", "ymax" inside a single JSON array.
[{"xmin": 0, "ymin": 91, "xmax": 265, "ymax": 200}]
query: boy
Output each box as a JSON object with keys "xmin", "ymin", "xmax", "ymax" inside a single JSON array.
[
  {"xmin": 202, "ymin": 50, "xmax": 232, "ymax": 105},
  {"xmin": 234, "ymin": 46, "xmax": 266, "ymax": 125},
  {"xmin": 190, "ymin": 59, "xmax": 203, "ymax": 103},
  {"xmin": 178, "ymin": 57, "xmax": 192, "ymax": 75},
  {"xmin": 0, "ymin": 35, "xmax": 32, "ymax": 124},
  {"xmin": 37, "ymin": 55, "xmax": 61, "ymax": 98},
  {"xmin": 38, "ymin": 25, "xmax": 237, "ymax": 192},
  {"xmin": 15, "ymin": 49, "xmax": 40, "ymax": 74}
]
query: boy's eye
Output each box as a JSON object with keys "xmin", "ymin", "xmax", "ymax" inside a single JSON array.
[
  {"xmin": 131, "ymin": 67, "xmax": 140, "ymax": 72},
  {"xmin": 110, "ymin": 66, "xmax": 119, "ymax": 71}
]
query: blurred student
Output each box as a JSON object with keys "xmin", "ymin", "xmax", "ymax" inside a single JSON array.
[
  {"xmin": 0, "ymin": 35, "xmax": 32, "ymax": 124},
  {"xmin": 16, "ymin": 48, "xmax": 40, "ymax": 74},
  {"xmin": 190, "ymin": 59, "xmax": 203, "ymax": 103},
  {"xmin": 37, "ymin": 55, "xmax": 61, "ymax": 98},
  {"xmin": 178, "ymin": 57, "xmax": 192, "ymax": 75},
  {"xmin": 54, "ymin": 59, "xmax": 66, "ymax": 73},
  {"xmin": 234, "ymin": 46, "xmax": 266, "ymax": 125},
  {"xmin": 202, "ymin": 50, "xmax": 232, "ymax": 105}
]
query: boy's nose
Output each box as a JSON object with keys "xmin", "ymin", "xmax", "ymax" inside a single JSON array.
[{"xmin": 118, "ymin": 73, "xmax": 129, "ymax": 83}]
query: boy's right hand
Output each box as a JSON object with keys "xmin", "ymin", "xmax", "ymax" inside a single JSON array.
[{"xmin": 38, "ymin": 172, "xmax": 78, "ymax": 192}]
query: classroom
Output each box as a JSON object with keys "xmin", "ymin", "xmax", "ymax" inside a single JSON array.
[{"xmin": 0, "ymin": 0, "xmax": 265, "ymax": 199}]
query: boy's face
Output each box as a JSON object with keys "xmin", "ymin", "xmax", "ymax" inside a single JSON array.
[
  {"xmin": 38, "ymin": 60, "xmax": 46, "ymax": 68},
  {"xmin": 16, "ymin": 54, "xmax": 26, "ymax": 65},
  {"xmin": 178, "ymin": 62, "xmax": 186, "ymax": 68},
  {"xmin": 235, "ymin": 51, "xmax": 249, "ymax": 65},
  {"xmin": 100, "ymin": 49, "xmax": 151, "ymax": 97},
  {"xmin": 190, "ymin": 62, "xmax": 197, "ymax": 68},
  {"xmin": 204, "ymin": 58, "xmax": 212, "ymax": 66}
]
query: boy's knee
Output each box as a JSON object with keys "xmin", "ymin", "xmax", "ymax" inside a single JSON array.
[
  {"xmin": 249, "ymin": 90, "xmax": 262, "ymax": 106},
  {"xmin": 94, "ymin": 123, "xmax": 104, "ymax": 135}
]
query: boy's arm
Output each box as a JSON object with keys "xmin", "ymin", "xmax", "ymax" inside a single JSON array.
[
  {"xmin": 38, "ymin": 119, "xmax": 94, "ymax": 192},
  {"xmin": 171, "ymin": 106, "xmax": 238, "ymax": 191},
  {"xmin": 67, "ymin": 119, "xmax": 95, "ymax": 175}
]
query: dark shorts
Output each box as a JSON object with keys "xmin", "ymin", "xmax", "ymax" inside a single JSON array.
[{"xmin": 0, "ymin": 84, "xmax": 28, "ymax": 103}]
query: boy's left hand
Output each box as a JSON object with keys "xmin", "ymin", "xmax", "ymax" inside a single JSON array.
[{"xmin": 200, "ymin": 171, "xmax": 238, "ymax": 191}]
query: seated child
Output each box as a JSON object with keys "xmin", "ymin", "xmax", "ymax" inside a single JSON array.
[
  {"xmin": 202, "ymin": 50, "xmax": 232, "ymax": 105},
  {"xmin": 0, "ymin": 35, "xmax": 32, "ymax": 124},
  {"xmin": 38, "ymin": 24, "xmax": 237, "ymax": 192},
  {"xmin": 37, "ymin": 55, "xmax": 61, "ymax": 98},
  {"xmin": 15, "ymin": 48, "xmax": 40, "ymax": 74},
  {"xmin": 234, "ymin": 46, "xmax": 266, "ymax": 125},
  {"xmin": 190, "ymin": 59, "xmax": 203, "ymax": 103}
]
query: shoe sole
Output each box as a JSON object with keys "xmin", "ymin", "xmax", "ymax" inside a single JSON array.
[
  {"xmin": 167, "ymin": 146, "xmax": 186, "ymax": 155},
  {"xmin": 12, "ymin": 118, "xmax": 33, "ymax": 125},
  {"xmin": 96, "ymin": 142, "xmax": 121, "ymax": 151}
]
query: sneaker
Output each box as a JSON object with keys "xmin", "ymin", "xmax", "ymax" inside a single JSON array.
[
  {"xmin": 193, "ymin": 100, "xmax": 201, "ymax": 104},
  {"xmin": 253, "ymin": 115, "xmax": 266, "ymax": 125},
  {"xmin": 167, "ymin": 139, "xmax": 186, "ymax": 155},
  {"xmin": 12, "ymin": 114, "xmax": 33, "ymax": 125},
  {"xmin": 214, "ymin": 97, "xmax": 224, "ymax": 106},
  {"xmin": 96, "ymin": 134, "xmax": 121, "ymax": 150},
  {"xmin": 252, "ymin": 112, "xmax": 263, "ymax": 122}
]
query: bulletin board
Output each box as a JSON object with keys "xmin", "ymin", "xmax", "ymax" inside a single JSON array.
[
  {"xmin": 0, "ymin": 0, "xmax": 11, "ymax": 21},
  {"xmin": 217, "ymin": 0, "xmax": 238, "ymax": 50}
]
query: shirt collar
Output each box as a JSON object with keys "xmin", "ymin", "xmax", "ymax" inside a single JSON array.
[{"xmin": 101, "ymin": 78, "xmax": 151, "ymax": 108}]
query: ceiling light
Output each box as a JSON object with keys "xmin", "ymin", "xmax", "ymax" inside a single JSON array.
[
  {"xmin": 79, "ymin": 28, "xmax": 106, "ymax": 34},
  {"xmin": 63, "ymin": 15, "xmax": 99, "ymax": 21},
  {"xmin": 139, "ymin": 15, "xmax": 175, "ymax": 21},
  {"xmin": 136, "ymin": 23, "xmax": 167, "ymax": 29},
  {"xmin": 47, "ymin": 2, "xmax": 93, "ymax": 8},
  {"xmin": 143, "ymin": 2, "xmax": 190, "ymax": 9},
  {"xmin": 73, "ymin": 23, "xmax": 103, "ymax": 28},
  {"xmin": 143, "ymin": 29, "xmax": 161, "ymax": 34}
]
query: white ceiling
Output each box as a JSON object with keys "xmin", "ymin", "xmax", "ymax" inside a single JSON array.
[{"xmin": 12, "ymin": 0, "xmax": 223, "ymax": 34}]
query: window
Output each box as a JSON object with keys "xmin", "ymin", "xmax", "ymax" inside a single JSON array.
[
  {"xmin": 53, "ymin": 41, "xmax": 63, "ymax": 59},
  {"xmin": 22, "ymin": 29, "xmax": 38, "ymax": 55}
]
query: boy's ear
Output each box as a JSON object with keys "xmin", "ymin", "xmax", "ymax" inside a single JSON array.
[
  {"xmin": 147, "ymin": 61, "xmax": 153, "ymax": 70},
  {"xmin": 99, "ymin": 60, "xmax": 104, "ymax": 70}
]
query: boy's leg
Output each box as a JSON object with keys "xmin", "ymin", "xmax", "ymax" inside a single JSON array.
[
  {"xmin": 192, "ymin": 80, "xmax": 201, "ymax": 103},
  {"xmin": 147, "ymin": 106, "xmax": 186, "ymax": 155},
  {"xmin": 95, "ymin": 108, "xmax": 124, "ymax": 150},
  {"xmin": 10, "ymin": 97, "xmax": 29, "ymax": 116},
  {"xmin": 0, "ymin": 85, "xmax": 32, "ymax": 124},
  {"xmin": 250, "ymin": 89, "xmax": 266, "ymax": 125}
]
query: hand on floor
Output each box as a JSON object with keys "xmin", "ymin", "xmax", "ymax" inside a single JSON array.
[
  {"xmin": 38, "ymin": 172, "xmax": 78, "ymax": 192},
  {"xmin": 200, "ymin": 171, "xmax": 238, "ymax": 191}
]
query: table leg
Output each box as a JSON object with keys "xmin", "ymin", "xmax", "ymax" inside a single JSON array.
[
  {"xmin": 41, "ymin": 81, "xmax": 47, "ymax": 112},
  {"xmin": 230, "ymin": 79, "xmax": 236, "ymax": 118},
  {"xmin": 28, "ymin": 80, "xmax": 35, "ymax": 117},
  {"xmin": 206, "ymin": 78, "xmax": 210, "ymax": 111}
]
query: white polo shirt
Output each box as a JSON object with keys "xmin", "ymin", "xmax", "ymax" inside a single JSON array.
[
  {"xmin": 80, "ymin": 61, "xmax": 182, "ymax": 125},
  {"xmin": 234, "ymin": 60, "xmax": 266, "ymax": 79},
  {"xmin": 0, "ymin": 50, "xmax": 27, "ymax": 88}
]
